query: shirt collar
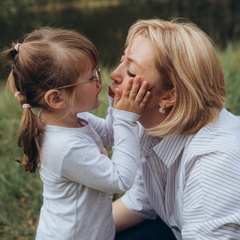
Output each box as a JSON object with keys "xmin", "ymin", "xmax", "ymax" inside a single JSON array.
[{"xmin": 152, "ymin": 134, "xmax": 194, "ymax": 168}]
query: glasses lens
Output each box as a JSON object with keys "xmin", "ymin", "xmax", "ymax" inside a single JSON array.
[{"xmin": 96, "ymin": 66, "xmax": 102, "ymax": 88}]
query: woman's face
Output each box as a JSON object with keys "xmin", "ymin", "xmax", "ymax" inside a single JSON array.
[{"xmin": 110, "ymin": 35, "xmax": 167, "ymax": 128}]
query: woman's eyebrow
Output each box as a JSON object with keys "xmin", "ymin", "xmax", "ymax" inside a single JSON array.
[{"xmin": 127, "ymin": 56, "xmax": 141, "ymax": 68}]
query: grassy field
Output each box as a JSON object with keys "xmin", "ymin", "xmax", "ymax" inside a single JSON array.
[{"xmin": 0, "ymin": 46, "xmax": 240, "ymax": 239}]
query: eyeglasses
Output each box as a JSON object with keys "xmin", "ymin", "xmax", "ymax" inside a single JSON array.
[{"xmin": 55, "ymin": 66, "xmax": 102, "ymax": 90}]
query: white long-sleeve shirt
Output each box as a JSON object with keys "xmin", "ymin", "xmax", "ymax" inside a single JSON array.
[
  {"xmin": 36, "ymin": 107, "xmax": 140, "ymax": 240},
  {"xmin": 122, "ymin": 109, "xmax": 240, "ymax": 239}
]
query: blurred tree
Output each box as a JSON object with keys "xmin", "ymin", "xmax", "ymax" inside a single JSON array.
[{"xmin": 0, "ymin": 0, "xmax": 240, "ymax": 78}]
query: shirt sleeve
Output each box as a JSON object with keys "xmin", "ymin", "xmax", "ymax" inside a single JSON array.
[
  {"xmin": 181, "ymin": 151, "xmax": 240, "ymax": 239},
  {"xmin": 61, "ymin": 108, "xmax": 141, "ymax": 193},
  {"xmin": 78, "ymin": 97, "xmax": 114, "ymax": 146}
]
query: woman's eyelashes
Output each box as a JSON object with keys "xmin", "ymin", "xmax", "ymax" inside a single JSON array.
[
  {"xmin": 127, "ymin": 70, "xmax": 136, "ymax": 78},
  {"xmin": 119, "ymin": 55, "xmax": 136, "ymax": 78}
]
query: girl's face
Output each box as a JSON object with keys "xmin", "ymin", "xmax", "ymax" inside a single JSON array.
[
  {"xmin": 72, "ymin": 66, "xmax": 102, "ymax": 113},
  {"xmin": 110, "ymin": 35, "xmax": 167, "ymax": 128}
]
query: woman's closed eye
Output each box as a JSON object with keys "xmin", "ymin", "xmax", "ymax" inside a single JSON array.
[
  {"xmin": 119, "ymin": 54, "xmax": 136, "ymax": 78},
  {"xmin": 127, "ymin": 70, "xmax": 136, "ymax": 78}
]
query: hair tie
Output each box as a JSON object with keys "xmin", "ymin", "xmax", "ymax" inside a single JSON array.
[
  {"xmin": 14, "ymin": 91, "xmax": 21, "ymax": 98},
  {"xmin": 15, "ymin": 43, "xmax": 21, "ymax": 52},
  {"xmin": 22, "ymin": 103, "xmax": 32, "ymax": 109}
]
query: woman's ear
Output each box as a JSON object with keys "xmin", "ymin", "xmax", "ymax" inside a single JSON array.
[
  {"xmin": 44, "ymin": 90, "xmax": 66, "ymax": 109},
  {"xmin": 159, "ymin": 88, "xmax": 176, "ymax": 108}
]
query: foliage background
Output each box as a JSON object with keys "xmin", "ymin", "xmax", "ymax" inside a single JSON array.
[{"xmin": 1, "ymin": 0, "xmax": 240, "ymax": 76}]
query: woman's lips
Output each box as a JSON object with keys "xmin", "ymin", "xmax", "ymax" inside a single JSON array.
[{"xmin": 108, "ymin": 86, "xmax": 115, "ymax": 98}]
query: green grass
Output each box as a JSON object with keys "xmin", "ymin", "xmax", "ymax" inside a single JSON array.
[
  {"xmin": 0, "ymin": 84, "xmax": 42, "ymax": 239},
  {"xmin": 0, "ymin": 46, "xmax": 240, "ymax": 239},
  {"xmin": 218, "ymin": 43, "xmax": 240, "ymax": 114}
]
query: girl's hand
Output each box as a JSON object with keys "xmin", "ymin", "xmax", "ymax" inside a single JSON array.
[{"xmin": 113, "ymin": 76, "xmax": 151, "ymax": 115}]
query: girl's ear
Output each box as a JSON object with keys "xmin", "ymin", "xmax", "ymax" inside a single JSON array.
[
  {"xmin": 158, "ymin": 88, "xmax": 176, "ymax": 108},
  {"xmin": 44, "ymin": 90, "xmax": 66, "ymax": 109}
]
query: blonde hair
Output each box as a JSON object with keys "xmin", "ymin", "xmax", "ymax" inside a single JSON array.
[
  {"xmin": 3, "ymin": 27, "xmax": 98, "ymax": 172},
  {"xmin": 126, "ymin": 18, "xmax": 226, "ymax": 138}
]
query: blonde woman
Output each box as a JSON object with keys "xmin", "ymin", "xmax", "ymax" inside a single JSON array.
[{"xmin": 110, "ymin": 18, "xmax": 240, "ymax": 240}]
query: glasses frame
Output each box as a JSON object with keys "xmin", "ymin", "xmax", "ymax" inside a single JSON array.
[{"xmin": 55, "ymin": 66, "xmax": 101, "ymax": 90}]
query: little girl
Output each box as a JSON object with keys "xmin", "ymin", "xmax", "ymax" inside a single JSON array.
[{"xmin": 3, "ymin": 27, "xmax": 150, "ymax": 240}]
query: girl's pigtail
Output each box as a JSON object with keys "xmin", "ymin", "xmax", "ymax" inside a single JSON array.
[
  {"xmin": 14, "ymin": 91, "xmax": 43, "ymax": 172},
  {"xmin": 3, "ymin": 42, "xmax": 44, "ymax": 173},
  {"xmin": 17, "ymin": 106, "xmax": 43, "ymax": 172}
]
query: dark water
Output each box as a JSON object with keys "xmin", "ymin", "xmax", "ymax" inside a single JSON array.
[{"xmin": 1, "ymin": 1, "xmax": 240, "ymax": 77}]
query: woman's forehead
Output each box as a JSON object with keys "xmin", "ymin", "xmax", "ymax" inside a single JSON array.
[{"xmin": 125, "ymin": 35, "xmax": 156, "ymax": 69}]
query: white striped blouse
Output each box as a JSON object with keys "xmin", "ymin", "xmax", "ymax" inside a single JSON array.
[{"xmin": 121, "ymin": 109, "xmax": 240, "ymax": 239}]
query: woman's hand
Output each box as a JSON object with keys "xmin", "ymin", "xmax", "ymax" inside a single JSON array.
[{"xmin": 112, "ymin": 76, "xmax": 151, "ymax": 115}]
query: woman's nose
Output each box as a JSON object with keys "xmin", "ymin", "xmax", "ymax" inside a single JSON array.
[{"xmin": 110, "ymin": 66, "xmax": 123, "ymax": 84}]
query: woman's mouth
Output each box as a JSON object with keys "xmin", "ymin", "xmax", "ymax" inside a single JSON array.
[{"xmin": 108, "ymin": 86, "xmax": 115, "ymax": 98}]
